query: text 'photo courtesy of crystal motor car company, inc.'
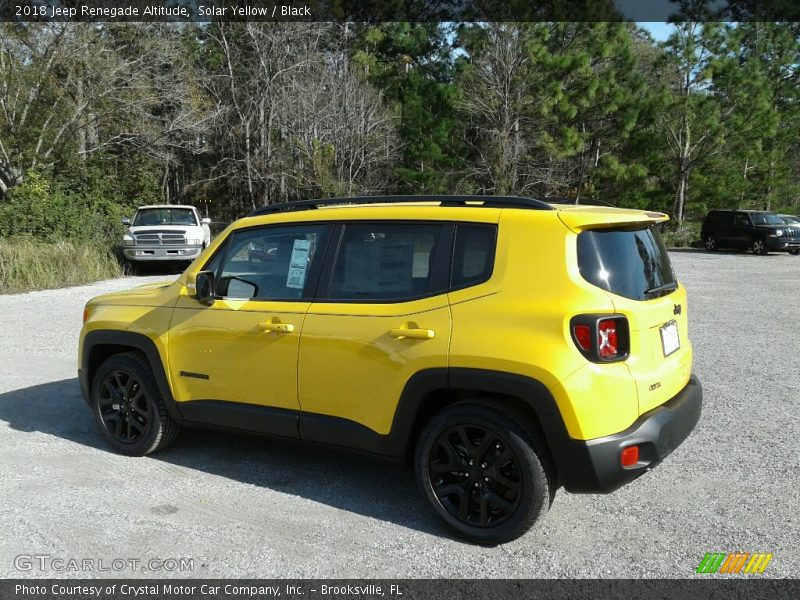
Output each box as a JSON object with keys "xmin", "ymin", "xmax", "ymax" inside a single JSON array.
[{"xmin": 79, "ymin": 195, "xmax": 701, "ymax": 545}]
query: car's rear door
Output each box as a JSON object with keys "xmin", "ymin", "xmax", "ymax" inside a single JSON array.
[
  {"xmin": 297, "ymin": 221, "xmax": 452, "ymax": 442},
  {"xmin": 575, "ymin": 224, "xmax": 692, "ymax": 415}
]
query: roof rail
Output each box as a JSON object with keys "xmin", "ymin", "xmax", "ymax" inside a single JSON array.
[
  {"xmin": 544, "ymin": 197, "xmax": 616, "ymax": 207},
  {"xmin": 247, "ymin": 195, "xmax": 554, "ymax": 216}
]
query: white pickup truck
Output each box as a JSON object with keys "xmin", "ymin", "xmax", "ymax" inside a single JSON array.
[{"xmin": 121, "ymin": 205, "xmax": 211, "ymax": 268}]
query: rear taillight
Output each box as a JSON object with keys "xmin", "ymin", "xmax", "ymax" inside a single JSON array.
[{"xmin": 570, "ymin": 315, "xmax": 629, "ymax": 362}]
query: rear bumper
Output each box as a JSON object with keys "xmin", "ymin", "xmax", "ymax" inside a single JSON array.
[{"xmin": 558, "ymin": 375, "xmax": 702, "ymax": 493}]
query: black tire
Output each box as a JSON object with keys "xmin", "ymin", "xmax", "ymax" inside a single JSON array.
[
  {"xmin": 415, "ymin": 402, "xmax": 552, "ymax": 545},
  {"xmin": 704, "ymin": 235, "xmax": 717, "ymax": 251},
  {"xmin": 752, "ymin": 237, "xmax": 768, "ymax": 255},
  {"xmin": 123, "ymin": 260, "xmax": 139, "ymax": 276},
  {"xmin": 789, "ymin": 248, "xmax": 800, "ymax": 256},
  {"xmin": 91, "ymin": 352, "xmax": 179, "ymax": 456}
]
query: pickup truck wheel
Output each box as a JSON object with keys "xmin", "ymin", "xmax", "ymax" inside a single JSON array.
[
  {"xmin": 752, "ymin": 237, "xmax": 767, "ymax": 255},
  {"xmin": 415, "ymin": 403, "xmax": 550, "ymax": 545},
  {"xmin": 123, "ymin": 260, "xmax": 138, "ymax": 276},
  {"xmin": 91, "ymin": 353, "xmax": 179, "ymax": 456}
]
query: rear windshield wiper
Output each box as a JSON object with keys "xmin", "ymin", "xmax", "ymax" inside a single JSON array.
[{"xmin": 643, "ymin": 282, "xmax": 678, "ymax": 298}]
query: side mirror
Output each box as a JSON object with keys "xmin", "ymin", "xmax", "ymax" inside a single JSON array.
[
  {"xmin": 201, "ymin": 217, "xmax": 211, "ymax": 225},
  {"xmin": 195, "ymin": 271, "xmax": 216, "ymax": 305},
  {"xmin": 122, "ymin": 218, "xmax": 131, "ymax": 226}
]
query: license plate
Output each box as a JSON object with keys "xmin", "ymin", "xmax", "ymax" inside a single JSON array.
[{"xmin": 660, "ymin": 320, "xmax": 680, "ymax": 357}]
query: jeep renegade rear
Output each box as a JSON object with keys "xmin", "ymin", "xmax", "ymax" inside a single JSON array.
[{"xmin": 79, "ymin": 195, "xmax": 701, "ymax": 544}]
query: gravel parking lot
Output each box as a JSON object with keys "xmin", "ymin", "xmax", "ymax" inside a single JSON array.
[{"xmin": 1, "ymin": 251, "xmax": 798, "ymax": 579}]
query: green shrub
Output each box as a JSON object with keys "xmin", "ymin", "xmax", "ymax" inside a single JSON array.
[
  {"xmin": 660, "ymin": 221, "xmax": 702, "ymax": 249},
  {"xmin": 0, "ymin": 172, "xmax": 133, "ymax": 245},
  {"xmin": 0, "ymin": 238, "xmax": 122, "ymax": 293}
]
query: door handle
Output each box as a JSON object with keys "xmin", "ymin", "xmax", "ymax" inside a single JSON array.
[
  {"xmin": 389, "ymin": 327, "xmax": 435, "ymax": 340},
  {"xmin": 258, "ymin": 320, "xmax": 295, "ymax": 334}
]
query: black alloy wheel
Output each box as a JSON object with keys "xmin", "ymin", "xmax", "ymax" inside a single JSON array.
[
  {"xmin": 415, "ymin": 402, "xmax": 551, "ymax": 544},
  {"xmin": 428, "ymin": 424, "xmax": 522, "ymax": 528},
  {"xmin": 91, "ymin": 353, "xmax": 179, "ymax": 456},
  {"xmin": 97, "ymin": 369, "xmax": 150, "ymax": 445}
]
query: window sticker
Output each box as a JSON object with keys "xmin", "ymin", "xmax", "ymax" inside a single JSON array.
[{"xmin": 286, "ymin": 239, "xmax": 311, "ymax": 289}]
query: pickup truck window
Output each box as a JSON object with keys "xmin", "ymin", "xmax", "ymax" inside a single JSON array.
[{"xmin": 133, "ymin": 208, "xmax": 197, "ymax": 226}]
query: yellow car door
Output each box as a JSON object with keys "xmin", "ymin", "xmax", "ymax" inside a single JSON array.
[
  {"xmin": 167, "ymin": 223, "xmax": 332, "ymax": 437},
  {"xmin": 298, "ymin": 222, "xmax": 452, "ymax": 440}
]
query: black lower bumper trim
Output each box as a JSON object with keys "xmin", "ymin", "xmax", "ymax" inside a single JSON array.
[{"xmin": 558, "ymin": 375, "xmax": 702, "ymax": 493}]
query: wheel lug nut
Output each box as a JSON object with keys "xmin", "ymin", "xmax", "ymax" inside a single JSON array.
[
  {"xmin": 495, "ymin": 444, "xmax": 501, "ymax": 449},
  {"xmin": 468, "ymin": 460, "xmax": 474, "ymax": 466},
  {"xmin": 481, "ymin": 463, "xmax": 487, "ymax": 469},
  {"xmin": 484, "ymin": 477, "xmax": 490, "ymax": 482}
]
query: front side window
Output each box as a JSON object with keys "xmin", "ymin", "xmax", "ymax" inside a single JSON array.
[
  {"xmin": 752, "ymin": 213, "xmax": 784, "ymax": 225},
  {"xmin": 213, "ymin": 224, "xmax": 327, "ymax": 300},
  {"xmin": 327, "ymin": 223, "xmax": 446, "ymax": 301},
  {"xmin": 133, "ymin": 208, "xmax": 197, "ymax": 226}
]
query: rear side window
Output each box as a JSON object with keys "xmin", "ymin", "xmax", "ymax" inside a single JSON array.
[
  {"xmin": 327, "ymin": 223, "xmax": 446, "ymax": 301},
  {"xmin": 706, "ymin": 211, "xmax": 732, "ymax": 226},
  {"xmin": 577, "ymin": 226, "xmax": 676, "ymax": 301},
  {"xmin": 451, "ymin": 224, "xmax": 497, "ymax": 289}
]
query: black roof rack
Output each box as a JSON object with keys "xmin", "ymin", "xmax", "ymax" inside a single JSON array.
[
  {"xmin": 248, "ymin": 195, "xmax": 554, "ymax": 216},
  {"xmin": 544, "ymin": 197, "xmax": 616, "ymax": 207}
]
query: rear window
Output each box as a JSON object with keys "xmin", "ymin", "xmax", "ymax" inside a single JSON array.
[{"xmin": 577, "ymin": 226, "xmax": 677, "ymax": 301}]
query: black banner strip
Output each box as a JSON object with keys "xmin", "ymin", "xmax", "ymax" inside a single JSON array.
[{"xmin": 2, "ymin": 0, "xmax": 800, "ymax": 23}]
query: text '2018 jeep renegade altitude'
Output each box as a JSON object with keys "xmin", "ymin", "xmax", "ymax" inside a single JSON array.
[{"xmin": 79, "ymin": 196, "xmax": 702, "ymax": 544}]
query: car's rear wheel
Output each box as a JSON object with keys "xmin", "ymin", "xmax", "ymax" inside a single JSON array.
[
  {"xmin": 91, "ymin": 353, "xmax": 179, "ymax": 456},
  {"xmin": 752, "ymin": 237, "xmax": 768, "ymax": 255},
  {"xmin": 415, "ymin": 402, "xmax": 551, "ymax": 545},
  {"xmin": 704, "ymin": 235, "xmax": 717, "ymax": 251}
]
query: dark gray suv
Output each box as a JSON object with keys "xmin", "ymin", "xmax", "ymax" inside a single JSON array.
[{"xmin": 701, "ymin": 210, "xmax": 800, "ymax": 255}]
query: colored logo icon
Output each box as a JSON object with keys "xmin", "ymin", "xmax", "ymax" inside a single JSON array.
[{"xmin": 697, "ymin": 552, "xmax": 773, "ymax": 574}]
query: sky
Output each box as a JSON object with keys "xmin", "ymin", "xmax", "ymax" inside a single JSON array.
[{"xmin": 638, "ymin": 22, "xmax": 674, "ymax": 42}]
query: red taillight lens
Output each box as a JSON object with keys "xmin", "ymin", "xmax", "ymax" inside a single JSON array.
[
  {"xmin": 571, "ymin": 314, "xmax": 628, "ymax": 362},
  {"xmin": 597, "ymin": 318, "xmax": 619, "ymax": 358},
  {"xmin": 573, "ymin": 324, "xmax": 592, "ymax": 351},
  {"xmin": 621, "ymin": 445, "xmax": 639, "ymax": 467}
]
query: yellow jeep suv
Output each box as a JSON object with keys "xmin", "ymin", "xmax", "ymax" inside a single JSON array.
[{"xmin": 79, "ymin": 195, "xmax": 702, "ymax": 544}]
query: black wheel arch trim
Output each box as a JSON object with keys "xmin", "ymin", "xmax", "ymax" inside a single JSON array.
[{"xmin": 80, "ymin": 330, "xmax": 184, "ymax": 421}]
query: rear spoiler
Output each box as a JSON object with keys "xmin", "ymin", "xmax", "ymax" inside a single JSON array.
[{"xmin": 555, "ymin": 207, "xmax": 669, "ymax": 232}]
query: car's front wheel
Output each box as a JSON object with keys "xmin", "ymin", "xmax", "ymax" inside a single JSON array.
[
  {"xmin": 789, "ymin": 248, "xmax": 800, "ymax": 256},
  {"xmin": 415, "ymin": 402, "xmax": 552, "ymax": 545},
  {"xmin": 91, "ymin": 353, "xmax": 179, "ymax": 456}
]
